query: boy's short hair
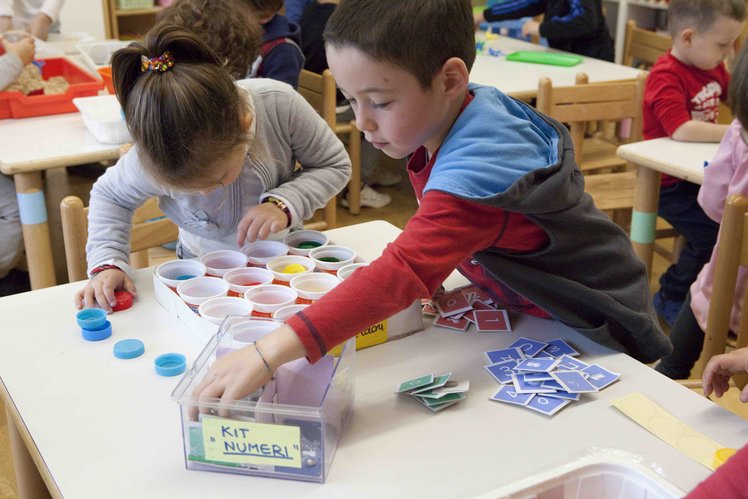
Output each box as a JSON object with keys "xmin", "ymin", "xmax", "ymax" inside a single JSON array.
[
  {"xmin": 242, "ymin": 0, "xmax": 284, "ymax": 17},
  {"xmin": 668, "ymin": 0, "xmax": 746, "ymax": 36},
  {"xmin": 157, "ymin": 0, "xmax": 262, "ymax": 79},
  {"xmin": 324, "ymin": 0, "xmax": 475, "ymax": 89},
  {"xmin": 730, "ymin": 42, "xmax": 748, "ymax": 127}
]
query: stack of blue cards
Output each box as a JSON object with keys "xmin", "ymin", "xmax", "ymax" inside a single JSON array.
[
  {"xmin": 395, "ymin": 372, "xmax": 470, "ymax": 412},
  {"xmin": 484, "ymin": 337, "xmax": 620, "ymax": 416}
]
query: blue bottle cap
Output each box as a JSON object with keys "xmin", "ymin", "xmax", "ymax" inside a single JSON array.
[
  {"xmin": 76, "ymin": 308, "xmax": 107, "ymax": 330},
  {"xmin": 113, "ymin": 339, "xmax": 145, "ymax": 359},
  {"xmin": 154, "ymin": 353, "xmax": 186, "ymax": 377},
  {"xmin": 81, "ymin": 320, "xmax": 112, "ymax": 341}
]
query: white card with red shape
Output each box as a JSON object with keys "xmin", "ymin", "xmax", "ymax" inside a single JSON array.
[
  {"xmin": 458, "ymin": 285, "xmax": 494, "ymax": 304},
  {"xmin": 474, "ymin": 309, "xmax": 511, "ymax": 332},
  {"xmin": 434, "ymin": 291, "xmax": 473, "ymax": 317},
  {"xmin": 422, "ymin": 303, "xmax": 439, "ymax": 317},
  {"xmin": 434, "ymin": 314, "xmax": 470, "ymax": 331}
]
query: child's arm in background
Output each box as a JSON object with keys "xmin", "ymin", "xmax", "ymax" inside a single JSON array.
[
  {"xmin": 534, "ymin": 0, "xmax": 603, "ymax": 40},
  {"xmin": 474, "ymin": 0, "xmax": 545, "ymax": 27},
  {"xmin": 697, "ymin": 121, "xmax": 746, "ymax": 222},
  {"xmin": 0, "ymin": 0, "xmax": 12, "ymax": 32},
  {"xmin": 671, "ymin": 120, "xmax": 729, "ymax": 142},
  {"xmin": 0, "ymin": 34, "xmax": 34, "ymax": 90},
  {"xmin": 261, "ymin": 41, "xmax": 304, "ymax": 89},
  {"xmin": 702, "ymin": 347, "xmax": 748, "ymax": 401},
  {"xmin": 27, "ymin": 0, "xmax": 64, "ymax": 40}
]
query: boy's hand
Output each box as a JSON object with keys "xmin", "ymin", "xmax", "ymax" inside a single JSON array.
[
  {"xmin": 702, "ymin": 349, "xmax": 748, "ymax": 402},
  {"xmin": 473, "ymin": 11, "xmax": 485, "ymax": 29},
  {"xmin": 0, "ymin": 16, "xmax": 11, "ymax": 33},
  {"xmin": 0, "ymin": 34, "xmax": 35, "ymax": 65},
  {"xmin": 236, "ymin": 202, "xmax": 288, "ymax": 245},
  {"xmin": 74, "ymin": 269, "xmax": 137, "ymax": 313},
  {"xmin": 521, "ymin": 20, "xmax": 540, "ymax": 38},
  {"xmin": 26, "ymin": 13, "xmax": 52, "ymax": 41}
]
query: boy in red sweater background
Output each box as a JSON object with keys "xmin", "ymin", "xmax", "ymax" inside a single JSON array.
[{"xmin": 643, "ymin": 0, "xmax": 745, "ymax": 326}]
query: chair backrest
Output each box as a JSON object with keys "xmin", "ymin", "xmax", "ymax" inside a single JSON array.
[
  {"xmin": 60, "ymin": 195, "xmax": 179, "ymax": 282},
  {"xmin": 622, "ymin": 20, "xmax": 672, "ymax": 68},
  {"xmin": 692, "ymin": 194, "xmax": 748, "ymax": 389},
  {"xmin": 536, "ymin": 71, "xmax": 647, "ymax": 168}
]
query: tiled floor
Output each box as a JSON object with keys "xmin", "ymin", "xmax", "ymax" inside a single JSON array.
[{"xmin": 1, "ymin": 159, "xmax": 747, "ymax": 498}]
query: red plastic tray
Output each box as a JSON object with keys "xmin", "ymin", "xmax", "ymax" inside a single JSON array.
[{"xmin": 0, "ymin": 58, "xmax": 103, "ymax": 119}]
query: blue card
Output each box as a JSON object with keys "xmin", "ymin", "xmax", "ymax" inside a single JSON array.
[
  {"xmin": 490, "ymin": 385, "xmax": 533, "ymax": 406},
  {"xmin": 485, "ymin": 359, "xmax": 519, "ymax": 384},
  {"xmin": 556, "ymin": 354, "xmax": 590, "ymax": 371},
  {"xmin": 581, "ymin": 364, "xmax": 620, "ymax": 390},
  {"xmin": 542, "ymin": 338, "xmax": 579, "ymax": 357},
  {"xmin": 525, "ymin": 394, "xmax": 571, "ymax": 416},
  {"xmin": 522, "ymin": 372, "xmax": 555, "ymax": 382},
  {"xmin": 512, "ymin": 373, "xmax": 557, "ymax": 394},
  {"xmin": 485, "ymin": 347, "xmax": 524, "ymax": 364},
  {"xmin": 543, "ymin": 390, "xmax": 581, "ymax": 401},
  {"xmin": 551, "ymin": 370, "xmax": 598, "ymax": 393},
  {"xmin": 541, "ymin": 379, "xmax": 566, "ymax": 391},
  {"xmin": 515, "ymin": 357, "xmax": 561, "ymax": 373},
  {"xmin": 507, "ymin": 337, "xmax": 548, "ymax": 357}
]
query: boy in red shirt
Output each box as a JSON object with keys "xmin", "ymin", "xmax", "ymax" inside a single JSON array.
[
  {"xmin": 193, "ymin": 0, "xmax": 671, "ymax": 406},
  {"xmin": 643, "ymin": 0, "xmax": 745, "ymax": 326}
]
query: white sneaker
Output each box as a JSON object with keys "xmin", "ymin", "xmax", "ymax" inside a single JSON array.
[{"xmin": 341, "ymin": 184, "xmax": 391, "ymax": 209}]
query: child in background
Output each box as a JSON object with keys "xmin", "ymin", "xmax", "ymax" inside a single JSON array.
[
  {"xmin": 157, "ymin": 0, "xmax": 262, "ymax": 80},
  {"xmin": 298, "ymin": 0, "xmax": 396, "ymax": 209},
  {"xmin": 683, "ymin": 347, "xmax": 748, "ymax": 496},
  {"xmin": 74, "ymin": 24, "xmax": 349, "ymax": 312},
  {"xmin": 473, "ymin": 0, "xmax": 614, "ymax": 61},
  {"xmin": 644, "ymin": 0, "xmax": 746, "ymax": 327},
  {"xmin": 193, "ymin": 0, "xmax": 671, "ymax": 409},
  {"xmin": 0, "ymin": 0, "xmax": 64, "ymax": 40},
  {"xmin": 0, "ymin": 33, "xmax": 34, "ymax": 296},
  {"xmin": 656, "ymin": 42, "xmax": 748, "ymax": 379},
  {"xmin": 245, "ymin": 0, "xmax": 304, "ymax": 88},
  {"xmin": 284, "ymin": 0, "xmax": 313, "ymax": 24}
]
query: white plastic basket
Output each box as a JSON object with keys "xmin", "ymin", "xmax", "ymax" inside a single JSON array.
[
  {"xmin": 73, "ymin": 95, "xmax": 132, "ymax": 145},
  {"xmin": 76, "ymin": 39, "xmax": 131, "ymax": 74}
]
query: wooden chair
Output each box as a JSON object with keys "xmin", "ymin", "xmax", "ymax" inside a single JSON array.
[
  {"xmin": 60, "ymin": 195, "xmax": 179, "ymax": 282},
  {"xmin": 297, "ymin": 69, "xmax": 362, "ymax": 229},
  {"xmin": 622, "ymin": 20, "xmax": 671, "ymax": 69},
  {"xmin": 687, "ymin": 194, "xmax": 748, "ymax": 390}
]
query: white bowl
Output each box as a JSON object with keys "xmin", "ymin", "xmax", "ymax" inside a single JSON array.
[
  {"xmin": 244, "ymin": 285, "xmax": 298, "ymax": 316},
  {"xmin": 177, "ymin": 277, "xmax": 230, "ymax": 311},
  {"xmin": 283, "ymin": 230, "xmax": 329, "ymax": 256},
  {"xmin": 309, "ymin": 245, "xmax": 356, "ymax": 273},
  {"xmin": 199, "ymin": 249, "xmax": 248, "ymax": 277},
  {"xmin": 222, "ymin": 267, "xmax": 273, "ymax": 296},
  {"xmin": 241, "ymin": 240, "xmax": 289, "ymax": 266},
  {"xmin": 155, "ymin": 259, "xmax": 207, "ymax": 289},
  {"xmin": 198, "ymin": 297, "xmax": 253, "ymax": 324},
  {"xmin": 290, "ymin": 272, "xmax": 340, "ymax": 303},
  {"xmin": 266, "ymin": 255, "xmax": 315, "ymax": 283},
  {"xmin": 336, "ymin": 262, "xmax": 369, "ymax": 280}
]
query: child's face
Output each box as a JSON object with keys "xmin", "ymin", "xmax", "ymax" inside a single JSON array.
[
  {"xmin": 679, "ymin": 16, "xmax": 745, "ymax": 70},
  {"xmin": 327, "ymin": 45, "xmax": 455, "ymax": 158},
  {"xmin": 195, "ymin": 143, "xmax": 248, "ymax": 195}
]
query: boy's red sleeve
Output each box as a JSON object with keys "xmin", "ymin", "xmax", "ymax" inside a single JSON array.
[
  {"xmin": 685, "ymin": 443, "xmax": 748, "ymax": 498},
  {"xmin": 646, "ymin": 70, "xmax": 692, "ymax": 137},
  {"xmin": 286, "ymin": 191, "xmax": 506, "ymax": 361}
]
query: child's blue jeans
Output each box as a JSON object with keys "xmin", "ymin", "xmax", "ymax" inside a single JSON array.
[{"xmin": 657, "ymin": 181, "xmax": 719, "ymax": 302}]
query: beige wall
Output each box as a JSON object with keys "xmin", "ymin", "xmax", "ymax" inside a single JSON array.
[{"xmin": 59, "ymin": 0, "xmax": 106, "ymax": 39}]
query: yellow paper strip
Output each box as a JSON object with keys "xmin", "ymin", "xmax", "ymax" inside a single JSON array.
[{"xmin": 612, "ymin": 392, "xmax": 723, "ymax": 470}]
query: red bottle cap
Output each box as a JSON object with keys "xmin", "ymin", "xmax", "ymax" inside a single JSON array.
[{"xmin": 112, "ymin": 291, "xmax": 133, "ymax": 312}]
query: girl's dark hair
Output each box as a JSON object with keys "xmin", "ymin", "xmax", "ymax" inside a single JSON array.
[
  {"xmin": 111, "ymin": 24, "xmax": 249, "ymax": 189},
  {"xmin": 730, "ymin": 41, "xmax": 748, "ymax": 128},
  {"xmin": 324, "ymin": 0, "xmax": 475, "ymax": 89}
]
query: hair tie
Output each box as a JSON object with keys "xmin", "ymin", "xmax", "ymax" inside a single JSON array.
[{"xmin": 140, "ymin": 51, "xmax": 175, "ymax": 73}]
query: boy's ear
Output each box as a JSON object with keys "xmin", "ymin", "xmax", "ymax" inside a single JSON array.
[
  {"xmin": 680, "ymin": 28, "xmax": 695, "ymax": 47},
  {"xmin": 438, "ymin": 57, "xmax": 470, "ymax": 99}
]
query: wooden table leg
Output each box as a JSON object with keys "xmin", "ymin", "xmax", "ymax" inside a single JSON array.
[
  {"xmin": 13, "ymin": 172, "xmax": 56, "ymax": 290},
  {"xmin": 631, "ymin": 165, "xmax": 661, "ymax": 279},
  {"xmin": 6, "ymin": 408, "xmax": 52, "ymax": 499}
]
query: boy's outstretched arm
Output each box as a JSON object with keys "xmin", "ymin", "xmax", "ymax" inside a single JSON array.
[
  {"xmin": 671, "ymin": 121, "xmax": 729, "ymax": 142},
  {"xmin": 538, "ymin": 0, "xmax": 600, "ymax": 40},
  {"xmin": 702, "ymin": 348, "xmax": 748, "ymax": 402},
  {"xmin": 477, "ymin": 0, "xmax": 545, "ymax": 25}
]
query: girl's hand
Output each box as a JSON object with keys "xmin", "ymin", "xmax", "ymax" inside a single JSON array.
[
  {"xmin": 26, "ymin": 13, "xmax": 52, "ymax": 41},
  {"xmin": 1, "ymin": 35, "xmax": 35, "ymax": 65},
  {"xmin": 702, "ymin": 349, "xmax": 748, "ymax": 402},
  {"xmin": 473, "ymin": 11, "xmax": 485, "ymax": 29},
  {"xmin": 521, "ymin": 20, "xmax": 540, "ymax": 38},
  {"xmin": 74, "ymin": 269, "xmax": 137, "ymax": 313},
  {"xmin": 236, "ymin": 202, "xmax": 288, "ymax": 245}
]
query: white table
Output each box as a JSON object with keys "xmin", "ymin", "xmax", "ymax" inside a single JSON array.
[
  {"xmin": 617, "ymin": 138, "xmax": 719, "ymax": 275},
  {"xmin": 2, "ymin": 220, "xmax": 747, "ymax": 498},
  {"xmin": 470, "ymin": 35, "xmax": 646, "ymax": 100},
  {"xmin": 0, "ymin": 112, "xmax": 121, "ymax": 289}
]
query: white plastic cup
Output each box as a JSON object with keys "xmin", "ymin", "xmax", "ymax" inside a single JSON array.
[
  {"xmin": 284, "ymin": 230, "xmax": 329, "ymax": 256},
  {"xmin": 215, "ymin": 318, "xmax": 282, "ymax": 357},
  {"xmin": 273, "ymin": 304, "xmax": 309, "ymax": 321},
  {"xmin": 177, "ymin": 276, "xmax": 230, "ymax": 313},
  {"xmin": 337, "ymin": 262, "xmax": 369, "ymax": 280},
  {"xmin": 309, "ymin": 245, "xmax": 357, "ymax": 275},
  {"xmin": 266, "ymin": 255, "xmax": 315, "ymax": 285},
  {"xmin": 155, "ymin": 259, "xmax": 207, "ymax": 290},
  {"xmin": 244, "ymin": 284, "xmax": 298, "ymax": 318},
  {"xmin": 199, "ymin": 250, "xmax": 248, "ymax": 277},
  {"xmin": 290, "ymin": 272, "xmax": 340, "ymax": 304},
  {"xmin": 242, "ymin": 240, "xmax": 289, "ymax": 266},
  {"xmin": 198, "ymin": 297, "xmax": 254, "ymax": 324},
  {"xmin": 223, "ymin": 267, "xmax": 273, "ymax": 297}
]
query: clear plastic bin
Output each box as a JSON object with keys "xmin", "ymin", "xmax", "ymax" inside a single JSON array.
[
  {"xmin": 171, "ymin": 316, "xmax": 355, "ymax": 483},
  {"xmin": 73, "ymin": 95, "xmax": 132, "ymax": 144}
]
